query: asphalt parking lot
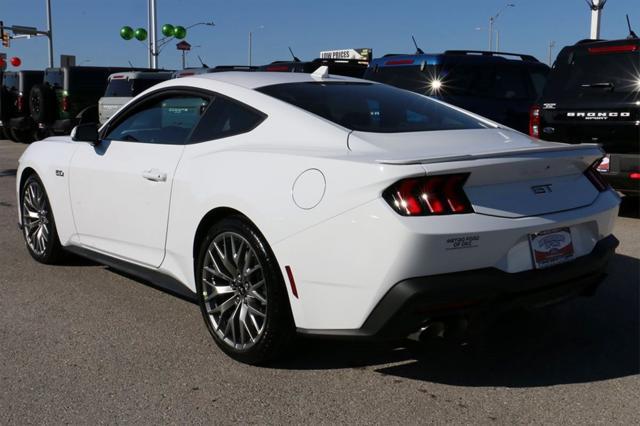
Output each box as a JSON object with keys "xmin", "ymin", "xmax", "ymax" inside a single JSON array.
[{"xmin": 0, "ymin": 139, "xmax": 638, "ymax": 424}]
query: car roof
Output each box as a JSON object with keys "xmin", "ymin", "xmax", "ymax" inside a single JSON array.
[
  {"xmin": 370, "ymin": 50, "xmax": 543, "ymax": 68},
  {"xmin": 188, "ymin": 71, "xmax": 372, "ymax": 89},
  {"xmin": 108, "ymin": 71, "xmax": 173, "ymax": 80}
]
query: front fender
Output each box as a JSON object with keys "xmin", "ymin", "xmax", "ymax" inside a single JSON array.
[{"xmin": 16, "ymin": 137, "xmax": 79, "ymax": 245}]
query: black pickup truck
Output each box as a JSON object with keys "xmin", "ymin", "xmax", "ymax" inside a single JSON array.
[{"xmin": 531, "ymin": 38, "xmax": 640, "ymax": 196}]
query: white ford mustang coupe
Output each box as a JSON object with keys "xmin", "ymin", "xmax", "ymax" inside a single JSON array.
[{"xmin": 16, "ymin": 70, "xmax": 620, "ymax": 364}]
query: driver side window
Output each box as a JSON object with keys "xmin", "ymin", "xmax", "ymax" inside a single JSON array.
[{"xmin": 106, "ymin": 95, "xmax": 209, "ymax": 145}]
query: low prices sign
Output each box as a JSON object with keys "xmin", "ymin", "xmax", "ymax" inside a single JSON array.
[
  {"xmin": 176, "ymin": 41, "xmax": 191, "ymax": 51},
  {"xmin": 319, "ymin": 48, "xmax": 372, "ymax": 62}
]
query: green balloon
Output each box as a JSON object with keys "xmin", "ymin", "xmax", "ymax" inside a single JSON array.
[
  {"xmin": 120, "ymin": 26, "xmax": 134, "ymax": 40},
  {"xmin": 161, "ymin": 24, "xmax": 175, "ymax": 37},
  {"xmin": 173, "ymin": 26, "xmax": 187, "ymax": 39},
  {"xmin": 134, "ymin": 28, "xmax": 148, "ymax": 41}
]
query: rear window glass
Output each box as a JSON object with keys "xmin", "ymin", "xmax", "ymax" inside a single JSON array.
[
  {"xmin": 2, "ymin": 73, "xmax": 19, "ymax": 90},
  {"xmin": 257, "ymin": 82, "xmax": 488, "ymax": 133},
  {"xmin": 367, "ymin": 63, "xmax": 535, "ymax": 100},
  {"xmin": 44, "ymin": 71, "xmax": 63, "ymax": 88},
  {"xmin": 544, "ymin": 48, "xmax": 640, "ymax": 99},
  {"xmin": 105, "ymin": 79, "xmax": 163, "ymax": 97}
]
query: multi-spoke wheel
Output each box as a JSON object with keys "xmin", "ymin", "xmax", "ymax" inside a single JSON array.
[
  {"xmin": 196, "ymin": 216, "xmax": 294, "ymax": 364},
  {"xmin": 20, "ymin": 174, "xmax": 64, "ymax": 264}
]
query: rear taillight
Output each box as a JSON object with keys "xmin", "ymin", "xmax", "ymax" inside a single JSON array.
[
  {"xmin": 383, "ymin": 174, "xmax": 473, "ymax": 216},
  {"xmin": 265, "ymin": 65, "xmax": 290, "ymax": 72},
  {"xmin": 629, "ymin": 172, "xmax": 640, "ymax": 180},
  {"xmin": 585, "ymin": 159, "xmax": 609, "ymax": 192},
  {"xmin": 529, "ymin": 105, "xmax": 541, "ymax": 138},
  {"xmin": 588, "ymin": 44, "xmax": 638, "ymax": 55},
  {"xmin": 16, "ymin": 92, "xmax": 24, "ymax": 112},
  {"xmin": 61, "ymin": 94, "xmax": 69, "ymax": 112},
  {"xmin": 384, "ymin": 59, "xmax": 415, "ymax": 66}
]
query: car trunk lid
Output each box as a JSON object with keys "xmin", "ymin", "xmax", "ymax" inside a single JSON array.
[{"xmin": 349, "ymin": 128, "xmax": 604, "ymax": 218}]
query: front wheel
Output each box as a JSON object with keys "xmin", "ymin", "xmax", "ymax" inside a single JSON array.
[
  {"xmin": 195, "ymin": 216, "xmax": 294, "ymax": 365},
  {"xmin": 20, "ymin": 174, "xmax": 65, "ymax": 264}
]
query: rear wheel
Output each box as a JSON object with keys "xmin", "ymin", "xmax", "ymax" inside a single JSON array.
[
  {"xmin": 20, "ymin": 174, "xmax": 64, "ymax": 264},
  {"xmin": 195, "ymin": 216, "xmax": 294, "ymax": 365}
]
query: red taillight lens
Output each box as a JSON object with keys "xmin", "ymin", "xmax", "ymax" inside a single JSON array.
[
  {"xmin": 585, "ymin": 159, "xmax": 609, "ymax": 192},
  {"xmin": 61, "ymin": 95, "xmax": 69, "ymax": 112},
  {"xmin": 629, "ymin": 172, "xmax": 640, "ymax": 180},
  {"xmin": 265, "ymin": 65, "xmax": 290, "ymax": 72},
  {"xmin": 588, "ymin": 45, "xmax": 638, "ymax": 55},
  {"xmin": 383, "ymin": 174, "xmax": 473, "ymax": 216},
  {"xmin": 16, "ymin": 93, "xmax": 24, "ymax": 112},
  {"xmin": 529, "ymin": 105, "xmax": 541, "ymax": 138},
  {"xmin": 384, "ymin": 59, "xmax": 415, "ymax": 65}
]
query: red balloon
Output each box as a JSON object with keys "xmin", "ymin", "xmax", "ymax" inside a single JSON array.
[{"xmin": 10, "ymin": 57, "xmax": 21, "ymax": 67}]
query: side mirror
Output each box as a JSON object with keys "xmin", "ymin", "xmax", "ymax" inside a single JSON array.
[{"xmin": 71, "ymin": 123, "xmax": 99, "ymax": 144}]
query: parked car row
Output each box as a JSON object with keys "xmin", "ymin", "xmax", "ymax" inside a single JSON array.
[{"xmin": 2, "ymin": 37, "xmax": 638, "ymax": 194}]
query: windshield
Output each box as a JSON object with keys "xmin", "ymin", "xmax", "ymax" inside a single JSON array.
[
  {"xmin": 543, "ymin": 48, "xmax": 640, "ymax": 100},
  {"xmin": 257, "ymin": 82, "xmax": 488, "ymax": 133}
]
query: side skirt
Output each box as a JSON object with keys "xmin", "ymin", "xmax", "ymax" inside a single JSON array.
[{"xmin": 65, "ymin": 245, "xmax": 197, "ymax": 304}]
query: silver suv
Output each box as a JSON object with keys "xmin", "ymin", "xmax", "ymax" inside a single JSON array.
[{"xmin": 98, "ymin": 71, "xmax": 173, "ymax": 124}]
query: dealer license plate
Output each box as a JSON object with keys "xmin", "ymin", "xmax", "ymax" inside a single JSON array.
[{"xmin": 529, "ymin": 227, "xmax": 575, "ymax": 269}]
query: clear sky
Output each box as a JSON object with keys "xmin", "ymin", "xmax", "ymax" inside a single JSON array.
[{"xmin": 2, "ymin": 0, "xmax": 639, "ymax": 70}]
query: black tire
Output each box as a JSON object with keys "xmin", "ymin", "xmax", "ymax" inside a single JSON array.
[
  {"xmin": 195, "ymin": 216, "xmax": 295, "ymax": 365},
  {"xmin": 9, "ymin": 127, "xmax": 34, "ymax": 143},
  {"xmin": 29, "ymin": 84, "xmax": 56, "ymax": 125},
  {"xmin": 0, "ymin": 86, "xmax": 12, "ymax": 126},
  {"xmin": 20, "ymin": 174, "xmax": 65, "ymax": 264},
  {"xmin": 32, "ymin": 127, "xmax": 50, "ymax": 141}
]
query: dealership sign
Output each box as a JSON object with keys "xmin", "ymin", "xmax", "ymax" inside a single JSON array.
[{"xmin": 319, "ymin": 48, "xmax": 372, "ymax": 62}]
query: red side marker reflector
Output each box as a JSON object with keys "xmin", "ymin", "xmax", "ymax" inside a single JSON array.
[
  {"xmin": 285, "ymin": 266, "xmax": 298, "ymax": 298},
  {"xmin": 630, "ymin": 172, "xmax": 640, "ymax": 180}
]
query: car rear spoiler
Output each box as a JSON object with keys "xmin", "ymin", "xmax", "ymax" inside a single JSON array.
[{"xmin": 377, "ymin": 143, "xmax": 603, "ymax": 165}]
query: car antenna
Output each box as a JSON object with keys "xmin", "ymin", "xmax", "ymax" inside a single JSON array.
[
  {"xmin": 288, "ymin": 46, "xmax": 301, "ymax": 62},
  {"xmin": 128, "ymin": 60, "xmax": 134, "ymax": 69},
  {"xmin": 626, "ymin": 14, "xmax": 638, "ymax": 39},
  {"xmin": 412, "ymin": 35, "xmax": 425, "ymax": 54},
  {"xmin": 197, "ymin": 55, "xmax": 209, "ymax": 68}
]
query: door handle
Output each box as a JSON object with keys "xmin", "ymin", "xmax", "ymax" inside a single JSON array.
[{"xmin": 142, "ymin": 169, "xmax": 167, "ymax": 182}]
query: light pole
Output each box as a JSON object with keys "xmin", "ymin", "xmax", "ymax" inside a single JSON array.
[
  {"xmin": 586, "ymin": 0, "xmax": 607, "ymax": 39},
  {"xmin": 548, "ymin": 40, "xmax": 556, "ymax": 66},
  {"xmin": 45, "ymin": 0, "xmax": 53, "ymax": 67},
  {"xmin": 248, "ymin": 25, "xmax": 264, "ymax": 67},
  {"xmin": 489, "ymin": 3, "xmax": 515, "ymax": 52},
  {"xmin": 148, "ymin": 0, "xmax": 157, "ymax": 68}
]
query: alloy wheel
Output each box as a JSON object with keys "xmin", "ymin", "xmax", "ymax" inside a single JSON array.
[
  {"xmin": 22, "ymin": 179, "xmax": 51, "ymax": 256},
  {"xmin": 202, "ymin": 231, "xmax": 268, "ymax": 350}
]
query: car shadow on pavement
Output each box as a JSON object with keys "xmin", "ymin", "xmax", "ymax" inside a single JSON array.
[{"xmin": 276, "ymin": 253, "xmax": 639, "ymax": 388}]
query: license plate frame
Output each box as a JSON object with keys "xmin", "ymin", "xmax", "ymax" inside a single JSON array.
[{"xmin": 529, "ymin": 227, "xmax": 575, "ymax": 269}]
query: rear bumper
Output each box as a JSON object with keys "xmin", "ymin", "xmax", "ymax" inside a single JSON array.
[
  {"xmin": 298, "ymin": 234, "xmax": 619, "ymax": 340},
  {"xmin": 602, "ymin": 153, "xmax": 640, "ymax": 196}
]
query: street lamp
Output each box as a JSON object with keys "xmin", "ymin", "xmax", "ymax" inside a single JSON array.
[
  {"xmin": 489, "ymin": 3, "xmax": 515, "ymax": 51},
  {"xmin": 121, "ymin": 21, "xmax": 214, "ymax": 69}
]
